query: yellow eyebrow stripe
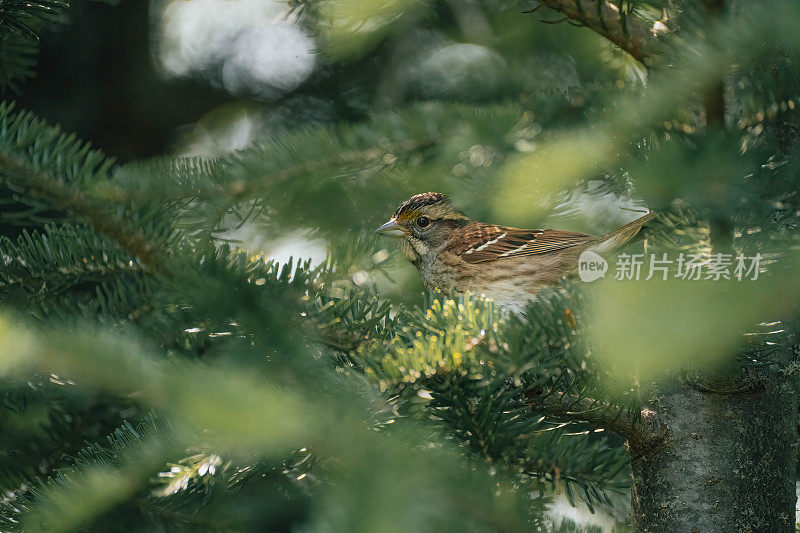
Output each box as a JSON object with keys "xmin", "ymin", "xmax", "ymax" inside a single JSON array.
[{"xmin": 395, "ymin": 210, "xmax": 418, "ymax": 222}]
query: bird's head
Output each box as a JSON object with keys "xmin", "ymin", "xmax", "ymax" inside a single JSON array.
[{"xmin": 376, "ymin": 192, "xmax": 469, "ymax": 258}]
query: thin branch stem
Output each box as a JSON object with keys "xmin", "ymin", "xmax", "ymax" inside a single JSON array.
[
  {"xmin": 0, "ymin": 152, "xmax": 165, "ymax": 268},
  {"xmin": 525, "ymin": 389, "xmax": 665, "ymax": 446},
  {"xmin": 537, "ymin": 0, "xmax": 659, "ymax": 66}
]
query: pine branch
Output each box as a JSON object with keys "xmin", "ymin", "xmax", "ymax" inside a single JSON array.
[
  {"xmin": 0, "ymin": 1, "xmax": 68, "ymax": 91},
  {"xmin": 0, "ymin": 225, "xmax": 153, "ymax": 321},
  {"xmin": 1, "ymin": 320, "xmax": 535, "ymax": 531},
  {"xmin": 0, "ymin": 1, "xmax": 65, "ymax": 38},
  {"xmin": 0, "ymin": 151, "xmax": 164, "ymax": 267},
  {"xmin": 2, "ymin": 414, "xmax": 177, "ymax": 532},
  {"xmin": 538, "ymin": 0, "xmax": 660, "ymax": 66},
  {"xmin": 100, "ymin": 102, "xmax": 533, "ymax": 240},
  {"xmin": 520, "ymin": 429, "xmax": 631, "ymax": 513},
  {"xmin": 0, "ymin": 103, "xmax": 168, "ymax": 267},
  {"xmin": 0, "ymin": 380, "xmax": 137, "ymax": 495},
  {"xmin": 525, "ymin": 390, "xmax": 664, "ymax": 446}
]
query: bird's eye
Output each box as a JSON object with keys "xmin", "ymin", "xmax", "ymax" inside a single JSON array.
[{"xmin": 416, "ymin": 216, "xmax": 430, "ymax": 228}]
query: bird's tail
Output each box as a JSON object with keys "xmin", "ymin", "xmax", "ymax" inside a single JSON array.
[{"xmin": 592, "ymin": 211, "xmax": 658, "ymax": 254}]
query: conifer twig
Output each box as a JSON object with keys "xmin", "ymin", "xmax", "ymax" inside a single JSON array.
[
  {"xmin": 0, "ymin": 152, "xmax": 164, "ymax": 268},
  {"xmin": 525, "ymin": 389, "xmax": 665, "ymax": 446},
  {"xmin": 536, "ymin": 0, "xmax": 660, "ymax": 66}
]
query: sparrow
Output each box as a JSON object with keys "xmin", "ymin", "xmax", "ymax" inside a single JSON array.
[{"xmin": 376, "ymin": 192, "xmax": 655, "ymax": 312}]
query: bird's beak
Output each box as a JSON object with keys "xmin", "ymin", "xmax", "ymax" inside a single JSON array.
[{"xmin": 375, "ymin": 218, "xmax": 406, "ymax": 237}]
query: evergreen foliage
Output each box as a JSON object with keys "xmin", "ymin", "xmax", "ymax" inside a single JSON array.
[
  {"xmin": 0, "ymin": 1, "xmax": 67, "ymax": 92},
  {"xmin": 0, "ymin": 0, "xmax": 798, "ymax": 530}
]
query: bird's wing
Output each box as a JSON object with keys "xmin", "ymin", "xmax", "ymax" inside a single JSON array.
[{"xmin": 449, "ymin": 224, "xmax": 594, "ymax": 264}]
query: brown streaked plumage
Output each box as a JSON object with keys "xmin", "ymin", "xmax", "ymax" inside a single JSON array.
[{"xmin": 376, "ymin": 192, "xmax": 655, "ymax": 312}]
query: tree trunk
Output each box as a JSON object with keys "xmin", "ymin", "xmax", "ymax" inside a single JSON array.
[{"xmin": 629, "ymin": 370, "xmax": 797, "ymax": 532}]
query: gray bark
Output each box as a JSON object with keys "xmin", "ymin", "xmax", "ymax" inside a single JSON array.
[{"xmin": 629, "ymin": 370, "xmax": 797, "ymax": 532}]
